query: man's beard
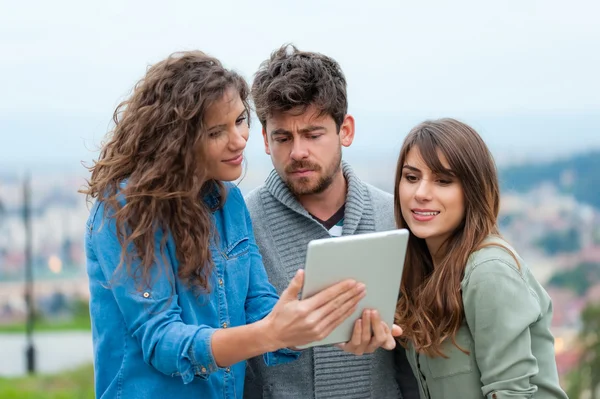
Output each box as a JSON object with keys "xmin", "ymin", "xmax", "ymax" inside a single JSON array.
[{"xmin": 282, "ymin": 148, "xmax": 342, "ymax": 197}]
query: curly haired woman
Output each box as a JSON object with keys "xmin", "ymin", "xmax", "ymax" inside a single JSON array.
[{"xmin": 81, "ymin": 51, "xmax": 395, "ymax": 399}]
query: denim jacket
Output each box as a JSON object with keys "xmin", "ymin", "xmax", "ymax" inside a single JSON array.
[{"xmin": 86, "ymin": 182, "xmax": 299, "ymax": 399}]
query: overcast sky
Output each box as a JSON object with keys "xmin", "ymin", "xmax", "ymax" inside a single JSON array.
[{"xmin": 1, "ymin": 0, "xmax": 599, "ymax": 173}]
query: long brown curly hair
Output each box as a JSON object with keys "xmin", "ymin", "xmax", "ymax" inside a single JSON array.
[
  {"xmin": 393, "ymin": 118, "xmax": 501, "ymax": 357},
  {"xmin": 81, "ymin": 50, "xmax": 249, "ymax": 292}
]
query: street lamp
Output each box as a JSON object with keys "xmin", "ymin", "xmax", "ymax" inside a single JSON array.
[{"xmin": 23, "ymin": 173, "xmax": 36, "ymax": 373}]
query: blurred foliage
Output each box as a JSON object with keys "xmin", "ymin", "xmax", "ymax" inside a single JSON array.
[
  {"xmin": 535, "ymin": 228, "xmax": 581, "ymax": 256},
  {"xmin": 0, "ymin": 364, "xmax": 94, "ymax": 399},
  {"xmin": 567, "ymin": 302, "xmax": 600, "ymax": 399},
  {"xmin": 0, "ymin": 299, "xmax": 90, "ymax": 333},
  {"xmin": 500, "ymin": 150, "xmax": 600, "ymax": 209},
  {"xmin": 548, "ymin": 262, "xmax": 600, "ymax": 296}
]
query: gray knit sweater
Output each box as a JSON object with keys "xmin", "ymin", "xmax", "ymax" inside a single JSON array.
[{"xmin": 243, "ymin": 162, "xmax": 417, "ymax": 399}]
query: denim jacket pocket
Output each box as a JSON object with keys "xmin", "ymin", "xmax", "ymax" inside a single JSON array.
[
  {"xmin": 427, "ymin": 326, "xmax": 474, "ymax": 379},
  {"xmin": 222, "ymin": 237, "xmax": 249, "ymax": 259}
]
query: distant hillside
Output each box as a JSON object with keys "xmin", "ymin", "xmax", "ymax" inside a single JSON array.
[{"xmin": 500, "ymin": 150, "xmax": 600, "ymax": 209}]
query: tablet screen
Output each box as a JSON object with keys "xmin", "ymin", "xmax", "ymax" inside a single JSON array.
[{"xmin": 297, "ymin": 229, "xmax": 408, "ymax": 349}]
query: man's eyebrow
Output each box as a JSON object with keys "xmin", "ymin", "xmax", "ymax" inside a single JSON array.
[
  {"xmin": 298, "ymin": 125, "xmax": 326, "ymax": 134},
  {"xmin": 270, "ymin": 125, "xmax": 326, "ymax": 136},
  {"xmin": 270, "ymin": 128, "xmax": 291, "ymax": 137}
]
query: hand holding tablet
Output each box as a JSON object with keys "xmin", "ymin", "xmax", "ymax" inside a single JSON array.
[{"xmin": 297, "ymin": 229, "xmax": 409, "ymax": 349}]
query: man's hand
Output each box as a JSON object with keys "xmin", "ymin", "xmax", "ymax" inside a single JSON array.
[{"xmin": 336, "ymin": 309, "xmax": 403, "ymax": 355}]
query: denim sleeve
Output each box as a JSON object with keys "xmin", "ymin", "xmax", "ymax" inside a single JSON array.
[
  {"xmin": 463, "ymin": 259, "xmax": 541, "ymax": 398},
  {"xmin": 240, "ymin": 196, "xmax": 301, "ymax": 365},
  {"xmin": 90, "ymin": 203, "xmax": 221, "ymax": 384}
]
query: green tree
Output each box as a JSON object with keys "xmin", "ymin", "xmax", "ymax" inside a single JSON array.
[
  {"xmin": 500, "ymin": 150, "xmax": 600, "ymax": 209},
  {"xmin": 535, "ymin": 228, "xmax": 581, "ymax": 256},
  {"xmin": 548, "ymin": 262, "xmax": 600, "ymax": 296},
  {"xmin": 568, "ymin": 303, "xmax": 600, "ymax": 399}
]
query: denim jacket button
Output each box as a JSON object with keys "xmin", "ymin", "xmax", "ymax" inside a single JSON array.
[
  {"xmin": 219, "ymin": 278, "xmax": 223, "ymax": 286},
  {"xmin": 226, "ymin": 367, "xmax": 230, "ymax": 373},
  {"xmin": 222, "ymin": 322, "xmax": 228, "ymax": 328},
  {"xmin": 201, "ymin": 367, "xmax": 207, "ymax": 373},
  {"xmin": 143, "ymin": 292, "xmax": 150, "ymax": 298}
]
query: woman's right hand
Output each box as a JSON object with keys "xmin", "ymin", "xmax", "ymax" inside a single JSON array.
[{"xmin": 263, "ymin": 269, "xmax": 366, "ymax": 350}]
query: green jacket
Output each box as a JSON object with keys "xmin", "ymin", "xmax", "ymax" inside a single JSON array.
[{"xmin": 406, "ymin": 237, "xmax": 568, "ymax": 399}]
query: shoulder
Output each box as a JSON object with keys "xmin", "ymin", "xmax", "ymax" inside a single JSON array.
[
  {"xmin": 243, "ymin": 184, "xmax": 264, "ymax": 204},
  {"xmin": 89, "ymin": 181, "xmax": 128, "ymax": 229},
  {"xmin": 219, "ymin": 182, "xmax": 253, "ymax": 219},
  {"xmin": 343, "ymin": 161, "xmax": 393, "ymax": 206},
  {"xmin": 222, "ymin": 182, "xmax": 244, "ymax": 203},
  {"xmin": 463, "ymin": 236, "xmax": 530, "ymax": 286},
  {"xmin": 365, "ymin": 183, "xmax": 393, "ymax": 207},
  {"xmin": 461, "ymin": 236, "xmax": 544, "ymax": 319},
  {"xmin": 88, "ymin": 199, "xmax": 108, "ymax": 232},
  {"xmin": 243, "ymin": 184, "xmax": 267, "ymax": 216},
  {"xmin": 364, "ymin": 183, "xmax": 395, "ymax": 231}
]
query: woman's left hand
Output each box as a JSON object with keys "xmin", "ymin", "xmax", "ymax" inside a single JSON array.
[{"xmin": 336, "ymin": 309, "xmax": 402, "ymax": 355}]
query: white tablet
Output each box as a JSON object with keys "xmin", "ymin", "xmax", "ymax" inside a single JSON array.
[{"xmin": 297, "ymin": 228, "xmax": 408, "ymax": 349}]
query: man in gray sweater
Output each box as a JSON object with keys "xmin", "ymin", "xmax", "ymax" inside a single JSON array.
[{"xmin": 244, "ymin": 45, "xmax": 419, "ymax": 399}]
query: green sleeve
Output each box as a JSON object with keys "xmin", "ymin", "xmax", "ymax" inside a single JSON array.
[{"xmin": 463, "ymin": 258, "xmax": 541, "ymax": 399}]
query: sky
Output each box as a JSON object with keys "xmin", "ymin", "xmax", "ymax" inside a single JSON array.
[{"xmin": 1, "ymin": 0, "xmax": 599, "ymax": 174}]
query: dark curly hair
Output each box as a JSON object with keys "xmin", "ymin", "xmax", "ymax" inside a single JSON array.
[
  {"xmin": 252, "ymin": 44, "xmax": 347, "ymax": 130},
  {"xmin": 80, "ymin": 50, "xmax": 249, "ymax": 292}
]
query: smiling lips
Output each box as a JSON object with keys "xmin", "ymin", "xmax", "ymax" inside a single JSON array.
[
  {"xmin": 223, "ymin": 154, "xmax": 243, "ymax": 165},
  {"xmin": 411, "ymin": 209, "xmax": 440, "ymax": 222}
]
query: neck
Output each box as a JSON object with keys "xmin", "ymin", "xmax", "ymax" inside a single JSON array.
[
  {"xmin": 426, "ymin": 238, "xmax": 445, "ymax": 267},
  {"xmin": 297, "ymin": 169, "xmax": 346, "ymax": 221}
]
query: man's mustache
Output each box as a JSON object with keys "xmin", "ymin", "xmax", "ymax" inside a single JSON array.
[{"xmin": 285, "ymin": 161, "xmax": 321, "ymax": 174}]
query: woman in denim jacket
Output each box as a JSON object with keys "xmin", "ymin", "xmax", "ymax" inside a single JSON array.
[
  {"xmin": 392, "ymin": 119, "xmax": 568, "ymax": 399},
  {"xmin": 81, "ymin": 51, "xmax": 397, "ymax": 399}
]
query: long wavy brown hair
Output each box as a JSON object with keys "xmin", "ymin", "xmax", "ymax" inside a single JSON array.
[
  {"xmin": 393, "ymin": 118, "xmax": 501, "ymax": 357},
  {"xmin": 80, "ymin": 51, "xmax": 249, "ymax": 292}
]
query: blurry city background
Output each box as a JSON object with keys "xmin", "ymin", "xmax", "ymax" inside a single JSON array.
[{"xmin": 1, "ymin": 1, "xmax": 599, "ymax": 398}]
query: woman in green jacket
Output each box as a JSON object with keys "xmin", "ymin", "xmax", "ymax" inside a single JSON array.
[{"xmin": 392, "ymin": 118, "xmax": 568, "ymax": 399}]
